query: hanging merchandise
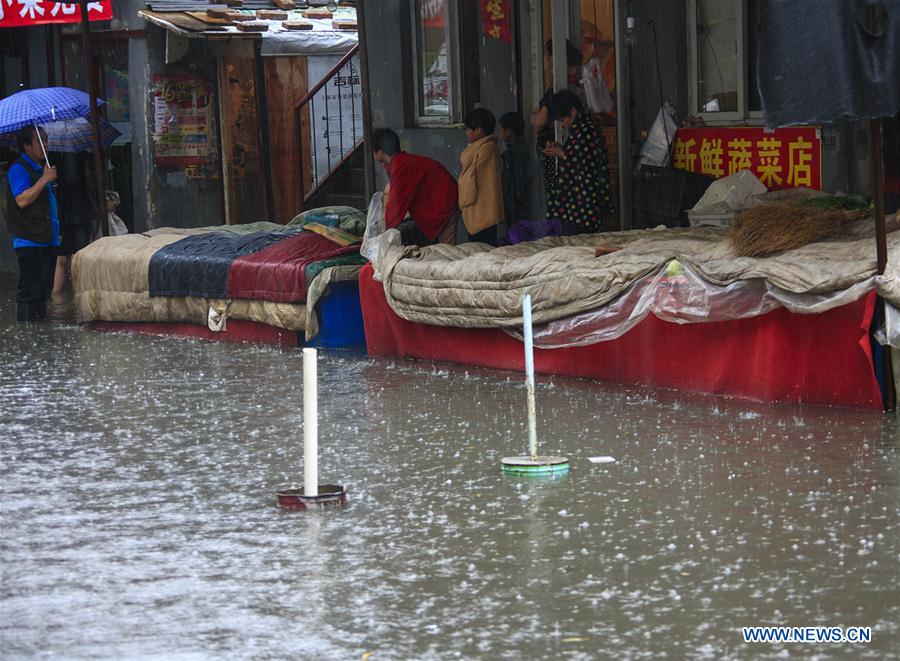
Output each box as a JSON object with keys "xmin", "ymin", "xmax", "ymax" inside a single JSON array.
[
  {"xmin": 639, "ymin": 102, "xmax": 677, "ymax": 168},
  {"xmin": 581, "ymin": 58, "xmax": 614, "ymax": 114}
]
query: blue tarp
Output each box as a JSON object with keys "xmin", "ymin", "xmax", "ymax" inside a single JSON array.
[{"xmin": 148, "ymin": 231, "xmax": 297, "ymax": 299}]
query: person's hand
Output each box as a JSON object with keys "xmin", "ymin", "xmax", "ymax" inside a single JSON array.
[
  {"xmin": 542, "ymin": 142, "xmax": 564, "ymax": 159},
  {"xmin": 42, "ymin": 165, "xmax": 57, "ymax": 184}
]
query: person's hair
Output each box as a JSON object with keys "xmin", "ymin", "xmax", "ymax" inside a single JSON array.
[
  {"xmin": 552, "ymin": 90, "xmax": 584, "ymax": 119},
  {"xmin": 16, "ymin": 125, "xmax": 38, "ymax": 152},
  {"xmin": 544, "ymin": 38, "xmax": 582, "ymax": 67},
  {"xmin": 372, "ymin": 128, "xmax": 401, "ymax": 156},
  {"xmin": 464, "ymin": 107, "xmax": 496, "ymax": 136},
  {"xmin": 498, "ymin": 111, "xmax": 524, "ymax": 137}
]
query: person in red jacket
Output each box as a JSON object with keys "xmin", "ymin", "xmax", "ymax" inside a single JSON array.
[{"xmin": 372, "ymin": 128, "xmax": 459, "ymax": 246}]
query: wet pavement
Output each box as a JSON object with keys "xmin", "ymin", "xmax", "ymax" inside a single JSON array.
[{"xmin": 1, "ymin": 278, "xmax": 898, "ymax": 659}]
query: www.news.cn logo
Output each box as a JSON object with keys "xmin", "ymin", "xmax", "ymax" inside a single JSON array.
[{"xmin": 742, "ymin": 626, "xmax": 872, "ymax": 643}]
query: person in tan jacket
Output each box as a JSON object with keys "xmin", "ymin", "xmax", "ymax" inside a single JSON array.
[{"xmin": 459, "ymin": 108, "xmax": 504, "ymax": 245}]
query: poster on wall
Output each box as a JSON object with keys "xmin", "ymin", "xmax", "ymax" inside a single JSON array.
[
  {"xmin": 152, "ymin": 74, "xmax": 213, "ymax": 167},
  {"xmin": 306, "ymin": 54, "xmax": 364, "ymax": 188},
  {"xmin": 0, "ymin": 0, "xmax": 112, "ymax": 27},
  {"xmin": 673, "ymin": 127, "xmax": 822, "ymax": 190}
]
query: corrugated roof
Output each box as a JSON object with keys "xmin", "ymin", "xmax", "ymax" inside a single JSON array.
[
  {"xmin": 145, "ymin": 1, "xmax": 285, "ymax": 9},
  {"xmin": 144, "ymin": 1, "xmax": 337, "ymax": 9}
]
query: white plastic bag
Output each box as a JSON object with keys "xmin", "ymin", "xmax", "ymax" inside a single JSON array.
[
  {"xmin": 639, "ymin": 102, "xmax": 678, "ymax": 167},
  {"xmin": 107, "ymin": 211, "xmax": 128, "ymax": 236},
  {"xmin": 581, "ymin": 58, "xmax": 614, "ymax": 114},
  {"xmin": 360, "ymin": 192, "xmax": 386, "ymax": 263},
  {"xmin": 360, "ymin": 192, "xmax": 400, "ymax": 282}
]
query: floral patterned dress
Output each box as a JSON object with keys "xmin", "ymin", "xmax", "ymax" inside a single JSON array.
[{"xmin": 549, "ymin": 112, "xmax": 614, "ymax": 233}]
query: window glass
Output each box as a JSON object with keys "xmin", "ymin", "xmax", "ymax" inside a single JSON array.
[
  {"xmin": 415, "ymin": 0, "xmax": 451, "ymax": 119},
  {"xmin": 696, "ymin": 0, "xmax": 739, "ymax": 113}
]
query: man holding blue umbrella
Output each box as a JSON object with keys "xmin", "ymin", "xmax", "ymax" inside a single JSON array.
[{"xmin": 6, "ymin": 125, "xmax": 60, "ymax": 322}]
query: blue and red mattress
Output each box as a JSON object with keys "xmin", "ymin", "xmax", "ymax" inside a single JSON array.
[{"xmin": 148, "ymin": 229, "xmax": 360, "ymax": 304}]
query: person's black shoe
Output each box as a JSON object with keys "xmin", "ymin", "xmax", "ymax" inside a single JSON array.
[
  {"xmin": 31, "ymin": 303, "xmax": 48, "ymax": 321},
  {"xmin": 16, "ymin": 303, "xmax": 32, "ymax": 323}
]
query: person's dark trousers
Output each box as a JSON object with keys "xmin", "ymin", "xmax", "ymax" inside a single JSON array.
[
  {"xmin": 468, "ymin": 225, "xmax": 498, "ymax": 246},
  {"xmin": 398, "ymin": 219, "xmax": 433, "ymax": 247},
  {"xmin": 15, "ymin": 247, "xmax": 56, "ymax": 322}
]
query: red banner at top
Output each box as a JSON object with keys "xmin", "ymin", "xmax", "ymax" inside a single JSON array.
[{"xmin": 0, "ymin": 1, "xmax": 113, "ymax": 28}]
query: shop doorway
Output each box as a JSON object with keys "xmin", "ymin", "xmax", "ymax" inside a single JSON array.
[{"xmin": 538, "ymin": 0, "xmax": 620, "ymax": 216}]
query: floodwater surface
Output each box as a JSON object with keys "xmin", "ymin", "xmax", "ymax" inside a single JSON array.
[{"xmin": 1, "ymin": 282, "xmax": 898, "ymax": 659}]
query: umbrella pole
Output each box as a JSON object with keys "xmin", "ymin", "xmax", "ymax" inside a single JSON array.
[
  {"xmin": 870, "ymin": 117, "xmax": 895, "ymax": 410},
  {"xmin": 33, "ymin": 122, "xmax": 50, "ymax": 166},
  {"xmin": 81, "ymin": 0, "xmax": 108, "ymax": 238}
]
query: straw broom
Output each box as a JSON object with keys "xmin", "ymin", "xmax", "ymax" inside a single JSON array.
[{"xmin": 729, "ymin": 202, "xmax": 866, "ymax": 258}]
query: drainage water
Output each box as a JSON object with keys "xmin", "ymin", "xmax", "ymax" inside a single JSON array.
[{"xmin": 1, "ymin": 281, "xmax": 898, "ymax": 658}]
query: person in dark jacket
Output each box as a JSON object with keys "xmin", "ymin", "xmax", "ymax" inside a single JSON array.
[
  {"xmin": 542, "ymin": 90, "xmax": 613, "ymax": 234},
  {"xmin": 6, "ymin": 126, "xmax": 60, "ymax": 321},
  {"xmin": 498, "ymin": 111, "xmax": 534, "ymax": 226}
]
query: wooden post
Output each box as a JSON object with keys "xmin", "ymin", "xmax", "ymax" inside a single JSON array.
[
  {"xmin": 355, "ymin": 0, "xmax": 375, "ymax": 200},
  {"xmin": 870, "ymin": 117, "xmax": 895, "ymax": 410},
  {"xmin": 80, "ymin": 0, "xmax": 108, "ymax": 237}
]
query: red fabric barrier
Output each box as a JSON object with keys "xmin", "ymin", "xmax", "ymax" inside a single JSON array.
[
  {"xmin": 359, "ymin": 264, "xmax": 882, "ymax": 409},
  {"xmin": 228, "ymin": 232, "xmax": 358, "ymax": 303},
  {"xmin": 90, "ymin": 320, "xmax": 298, "ymax": 347}
]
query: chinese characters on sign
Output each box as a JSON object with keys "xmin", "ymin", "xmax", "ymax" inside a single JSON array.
[
  {"xmin": 673, "ymin": 127, "xmax": 822, "ymax": 190},
  {"xmin": 480, "ymin": 0, "xmax": 511, "ymax": 43},
  {"xmin": 0, "ymin": 1, "xmax": 112, "ymax": 27},
  {"xmin": 152, "ymin": 75, "xmax": 213, "ymax": 167},
  {"xmin": 307, "ymin": 55, "xmax": 364, "ymax": 187}
]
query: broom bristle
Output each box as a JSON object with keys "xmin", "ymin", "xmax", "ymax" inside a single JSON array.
[{"xmin": 728, "ymin": 202, "xmax": 845, "ymax": 258}]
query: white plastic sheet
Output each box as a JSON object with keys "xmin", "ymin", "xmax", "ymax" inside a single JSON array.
[
  {"xmin": 360, "ymin": 192, "xmax": 400, "ymax": 282},
  {"xmin": 511, "ymin": 260, "xmax": 877, "ymax": 349},
  {"xmin": 638, "ymin": 102, "xmax": 677, "ymax": 168},
  {"xmin": 882, "ymin": 303, "xmax": 900, "ymax": 349}
]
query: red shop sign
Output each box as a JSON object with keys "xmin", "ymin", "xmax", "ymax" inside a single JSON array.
[
  {"xmin": 0, "ymin": 1, "xmax": 113, "ymax": 28},
  {"xmin": 673, "ymin": 127, "xmax": 822, "ymax": 190},
  {"xmin": 480, "ymin": 0, "xmax": 511, "ymax": 44}
]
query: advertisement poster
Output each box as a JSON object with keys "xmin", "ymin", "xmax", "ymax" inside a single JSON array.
[
  {"xmin": 673, "ymin": 127, "xmax": 822, "ymax": 190},
  {"xmin": 152, "ymin": 75, "xmax": 213, "ymax": 168}
]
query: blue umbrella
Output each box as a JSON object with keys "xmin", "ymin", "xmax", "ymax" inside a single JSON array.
[
  {"xmin": 0, "ymin": 87, "xmax": 104, "ymax": 133},
  {"xmin": 0, "ymin": 117, "xmax": 121, "ymax": 152},
  {"xmin": 0, "ymin": 87, "xmax": 105, "ymax": 164}
]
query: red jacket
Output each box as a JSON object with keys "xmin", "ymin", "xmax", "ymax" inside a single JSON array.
[{"xmin": 384, "ymin": 152, "xmax": 458, "ymax": 240}]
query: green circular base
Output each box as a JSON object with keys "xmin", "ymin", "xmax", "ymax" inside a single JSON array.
[{"xmin": 501, "ymin": 456, "xmax": 570, "ymax": 475}]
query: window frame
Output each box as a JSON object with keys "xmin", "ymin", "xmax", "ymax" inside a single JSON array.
[
  {"xmin": 410, "ymin": 0, "xmax": 463, "ymax": 126},
  {"xmin": 687, "ymin": 0, "xmax": 764, "ymax": 125}
]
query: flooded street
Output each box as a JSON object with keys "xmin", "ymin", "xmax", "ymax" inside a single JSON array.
[{"xmin": 1, "ymin": 281, "xmax": 898, "ymax": 659}]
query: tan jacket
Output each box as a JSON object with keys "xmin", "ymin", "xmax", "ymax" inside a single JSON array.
[{"xmin": 458, "ymin": 136, "xmax": 504, "ymax": 235}]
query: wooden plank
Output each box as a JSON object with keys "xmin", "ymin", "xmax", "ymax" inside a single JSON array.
[
  {"xmin": 263, "ymin": 56, "xmax": 309, "ymax": 223},
  {"xmin": 142, "ymin": 10, "xmax": 213, "ymax": 32},
  {"xmin": 218, "ymin": 50, "xmax": 268, "ymax": 225}
]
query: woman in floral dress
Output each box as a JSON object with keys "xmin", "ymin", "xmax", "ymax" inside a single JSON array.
[{"xmin": 542, "ymin": 90, "xmax": 614, "ymax": 234}]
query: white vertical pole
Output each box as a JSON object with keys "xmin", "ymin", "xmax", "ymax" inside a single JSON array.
[
  {"xmin": 33, "ymin": 124, "xmax": 50, "ymax": 166},
  {"xmin": 523, "ymin": 294, "xmax": 538, "ymax": 460},
  {"xmin": 303, "ymin": 347, "xmax": 318, "ymax": 497}
]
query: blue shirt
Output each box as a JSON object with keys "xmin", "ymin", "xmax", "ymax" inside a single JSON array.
[{"xmin": 7, "ymin": 153, "xmax": 60, "ymax": 249}]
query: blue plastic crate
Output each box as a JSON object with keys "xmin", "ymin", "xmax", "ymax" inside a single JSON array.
[{"xmin": 306, "ymin": 280, "xmax": 366, "ymax": 350}]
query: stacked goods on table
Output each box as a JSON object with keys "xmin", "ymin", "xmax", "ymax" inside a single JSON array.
[
  {"xmin": 687, "ymin": 170, "xmax": 768, "ymax": 229},
  {"xmin": 72, "ymin": 207, "xmax": 368, "ymax": 335}
]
